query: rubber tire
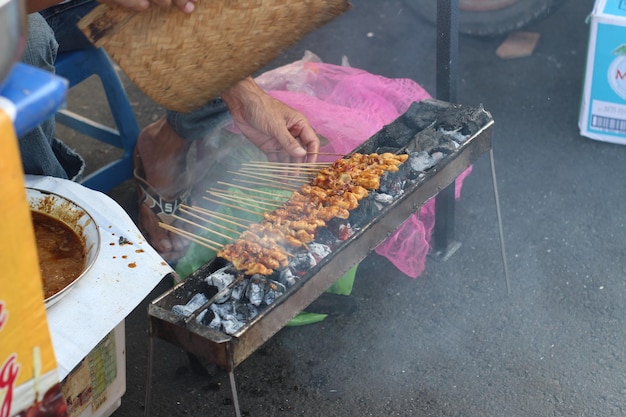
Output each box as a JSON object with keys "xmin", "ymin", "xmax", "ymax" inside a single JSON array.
[{"xmin": 406, "ymin": 0, "xmax": 568, "ymax": 37}]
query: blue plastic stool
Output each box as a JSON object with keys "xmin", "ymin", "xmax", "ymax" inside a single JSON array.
[
  {"xmin": 54, "ymin": 47, "xmax": 140, "ymax": 193},
  {"xmin": 0, "ymin": 63, "xmax": 68, "ymax": 137}
]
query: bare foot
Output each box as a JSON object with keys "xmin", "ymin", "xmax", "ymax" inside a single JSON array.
[{"xmin": 135, "ymin": 115, "xmax": 193, "ymax": 261}]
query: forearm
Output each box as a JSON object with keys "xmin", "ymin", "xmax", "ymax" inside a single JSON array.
[
  {"xmin": 27, "ymin": 0, "xmax": 64, "ymax": 13},
  {"xmin": 221, "ymin": 77, "xmax": 265, "ymax": 116}
]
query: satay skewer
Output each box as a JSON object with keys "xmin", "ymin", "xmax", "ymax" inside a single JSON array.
[
  {"xmin": 215, "ymin": 181, "xmax": 297, "ymax": 199},
  {"xmin": 202, "ymin": 196, "xmax": 265, "ymax": 216},
  {"xmin": 239, "ymin": 163, "xmax": 323, "ymax": 172},
  {"xmin": 208, "ymin": 188, "xmax": 281, "ymax": 206},
  {"xmin": 158, "ymin": 222, "xmax": 222, "ymax": 252},
  {"xmin": 263, "ymin": 151, "xmax": 346, "ymax": 156},
  {"xmin": 171, "ymin": 214, "xmax": 237, "ymax": 241},
  {"xmin": 180, "ymin": 204, "xmax": 254, "ymax": 227},
  {"xmin": 179, "ymin": 207, "xmax": 245, "ymax": 235},
  {"xmin": 229, "ymin": 170, "xmax": 312, "ymax": 184},
  {"xmin": 207, "ymin": 190, "xmax": 282, "ymax": 212},
  {"xmin": 239, "ymin": 163, "xmax": 321, "ymax": 170},
  {"xmin": 231, "ymin": 178, "xmax": 301, "ymax": 192},
  {"xmin": 210, "ymin": 192, "xmax": 286, "ymax": 205}
]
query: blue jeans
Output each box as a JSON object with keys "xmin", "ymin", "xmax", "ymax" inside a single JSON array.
[{"xmin": 20, "ymin": 0, "xmax": 228, "ymax": 179}]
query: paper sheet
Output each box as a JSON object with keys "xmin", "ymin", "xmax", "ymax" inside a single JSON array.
[{"xmin": 25, "ymin": 175, "xmax": 175, "ymax": 380}]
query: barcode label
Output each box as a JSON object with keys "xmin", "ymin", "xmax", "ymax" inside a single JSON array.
[{"xmin": 591, "ymin": 115, "xmax": 626, "ymax": 133}]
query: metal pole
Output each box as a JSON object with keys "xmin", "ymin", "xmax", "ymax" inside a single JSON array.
[{"xmin": 432, "ymin": 0, "xmax": 461, "ymax": 259}]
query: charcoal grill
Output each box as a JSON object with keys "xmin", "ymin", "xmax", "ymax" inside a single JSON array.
[{"xmin": 145, "ymin": 99, "xmax": 495, "ymax": 416}]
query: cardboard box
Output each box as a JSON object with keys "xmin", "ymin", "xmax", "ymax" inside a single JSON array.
[
  {"xmin": 579, "ymin": 0, "xmax": 626, "ymax": 145},
  {"xmin": 61, "ymin": 322, "xmax": 126, "ymax": 417}
]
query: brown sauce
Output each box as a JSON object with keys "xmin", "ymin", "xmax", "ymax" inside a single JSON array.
[{"xmin": 31, "ymin": 211, "xmax": 86, "ymax": 299}]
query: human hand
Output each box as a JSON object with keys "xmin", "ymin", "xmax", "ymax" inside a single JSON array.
[
  {"xmin": 222, "ymin": 77, "xmax": 320, "ymax": 164},
  {"xmin": 98, "ymin": 0, "xmax": 196, "ymax": 13}
]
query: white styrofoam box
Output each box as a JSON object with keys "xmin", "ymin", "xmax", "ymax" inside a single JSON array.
[
  {"xmin": 61, "ymin": 322, "xmax": 126, "ymax": 417},
  {"xmin": 579, "ymin": 0, "xmax": 626, "ymax": 144}
]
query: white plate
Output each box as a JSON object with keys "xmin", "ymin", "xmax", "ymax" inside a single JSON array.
[{"xmin": 26, "ymin": 187, "xmax": 100, "ymax": 308}]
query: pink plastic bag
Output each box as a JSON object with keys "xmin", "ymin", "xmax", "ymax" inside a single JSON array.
[{"xmin": 255, "ymin": 52, "xmax": 472, "ymax": 278}]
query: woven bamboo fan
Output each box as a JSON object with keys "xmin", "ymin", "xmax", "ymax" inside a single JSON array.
[{"xmin": 78, "ymin": 0, "xmax": 351, "ymax": 113}]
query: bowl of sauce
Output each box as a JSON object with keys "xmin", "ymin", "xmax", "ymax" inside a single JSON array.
[{"xmin": 26, "ymin": 188, "xmax": 100, "ymax": 308}]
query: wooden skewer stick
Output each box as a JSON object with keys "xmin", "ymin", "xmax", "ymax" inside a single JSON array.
[
  {"xmin": 228, "ymin": 171, "xmax": 308, "ymax": 187},
  {"xmin": 264, "ymin": 151, "xmax": 346, "ymax": 156},
  {"xmin": 239, "ymin": 163, "xmax": 322, "ymax": 170},
  {"xmin": 158, "ymin": 222, "xmax": 222, "ymax": 252},
  {"xmin": 202, "ymin": 196, "xmax": 265, "ymax": 216},
  {"xmin": 229, "ymin": 169, "xmax": 312, "ymax": 184},
  {"xmin": 171, "ymin": 214, "xmax": 236, "ymax": 241},
  {"xmin": 237, "ymin": 170, "xmax": 317, "ymax": 178},
  {"xmin": 206, "ymin": 191, "xmax": 285, "ymax": 205},
  {"xmin": 180, "ymin": 204, "xmax": 254, "ymax": 226},
  {"xmin": 241, "ymin": 161, "xmax": 332, "ymax": 171},
  {"xmin": 238, "ymin": 166, "xmax": 325, "ymax": 174},
  {"xmin": 244, "ymin": 160, "xmax": 330, "ymax": 166},
  {"xmin": 208, "ymin": 189, "xmax": 282, "ymax": 208},
  {"xmin": 230, "ymin": 178, "xmax": 301, "ymax": 192},
  {"xmin": 179, "ymin": 207, "xmax": 244, "ymax": 235},
  {"xmin": 216, "ymin": 181, "xmax": 296, "ymax": 199}
]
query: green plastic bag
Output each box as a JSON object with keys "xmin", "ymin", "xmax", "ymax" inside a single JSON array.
[{"xmin": 285, "ymin": 263, "xmax": 357, "ymax": 326}]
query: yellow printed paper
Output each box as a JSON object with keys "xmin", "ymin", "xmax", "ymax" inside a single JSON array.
[{"xmin": 0, "ymin": 110, "xmax": 68, "ymax": 416}]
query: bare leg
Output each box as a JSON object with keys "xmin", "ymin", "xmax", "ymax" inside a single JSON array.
[{"xmin": 135, "ymin": 115, "xmax": 193, "ymax": 261}]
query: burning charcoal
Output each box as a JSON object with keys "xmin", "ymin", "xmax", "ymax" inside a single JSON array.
[
  {"xmin": 435, "ymin": 103, "xmax": 490, "ymax": 138},
  {"xmin": 196, "ymin": 280, "xmax": 219, "ymax": 300},
  {"xmin": 289, "ymin": 251, "xmax": 316, "ymax": 275},
  {"xmin": 198, "ymin": 309, "xmax": 213, "ymax": 325},
  {"xmin": 246, "ymin": 276, "xmax": 267, "ymax": 306},
  {"xmin": 209, "ymin": 266, "xmax": 236, "ymax": 288},
  {"xmin": 376, "ymin": 120, "xmax": 415, "ymax": 148},
  {"xmin": 432, "ymin": 151, "xmax": 445, "ymax": 163},
  {"xmin": 315, "ymin": 227, "xmax": 339, "ymax": 249},
  {"xmin": 206, "ymin": 266, "xmax": 236, "ymax": 303},
  {"xmin": 374, "ymin": 146, "xmax": 401, "ymax": 154},
  {"xmin": 210, "ymin": 300, "xmax": 234, "ymax": 318},
  {"xmin": 203, "ymin": 309, "xmax": 223, "ymax": 330},
  {"xmin": 408, "ymin": 127, "xmax": 458, "ymax": 155},
  {"xmin": 335, "ymin": 223, "xmax": 354, "ymax": 241},
  {"xmin": 222, "ymin": 314, "xmax": 245, "ymax": 335},
  {"xmin": 263, "ymin": 280, "xmax": 286, "ymax": 306},
  {"xmin": 408, "ymin": 151, "xmax": 436, "ymax": 172},
  {"xmin": 233, "ymin": 303, "xmax": 259, "ymax": 322},
  {"xmin": 441, "ymin": 128, "xmax": 470, "ymax": 144},
  {"xmin": 278, "ymin": 268, "xmax": 298, "ymax": 288},
  {"xmin": 172, "ymin": 293, "xmax": 208, "ymax": 318},
  {"xmin": 379, "ymin": 171, "xmax": 405, "ymax": 197},
  {"xmin": 230, "ymin": 279, "xmax": 249, "ymax": 302},
  {"xmin": 308, "ymin": 242, "xmax": 332, "ymax": 262},
  {"xmin": 373, "ymin": 192, "xmax": 394, "ymax": 205},
  {"xmin": 348, "ymin": 197, "xmax": 380, "ymax": 228}
]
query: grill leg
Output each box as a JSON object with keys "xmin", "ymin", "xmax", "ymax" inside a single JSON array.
[
  {"xmin": 228, "ymin": 370, "xmax": 242, "ymax": 417},
  {"xmin": 489, "ymin": 148, "xmax": 511, "ymax": 294}
]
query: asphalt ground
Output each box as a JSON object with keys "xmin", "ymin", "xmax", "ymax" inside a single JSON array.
[{"xmin": 56, "ymin": 0, "xmax": 626, "ymax": 416}]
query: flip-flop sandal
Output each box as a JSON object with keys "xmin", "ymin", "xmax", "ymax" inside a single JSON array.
[{"xmin": 133, "ymin": 148, "xmax": 192, "ymax": 262}]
